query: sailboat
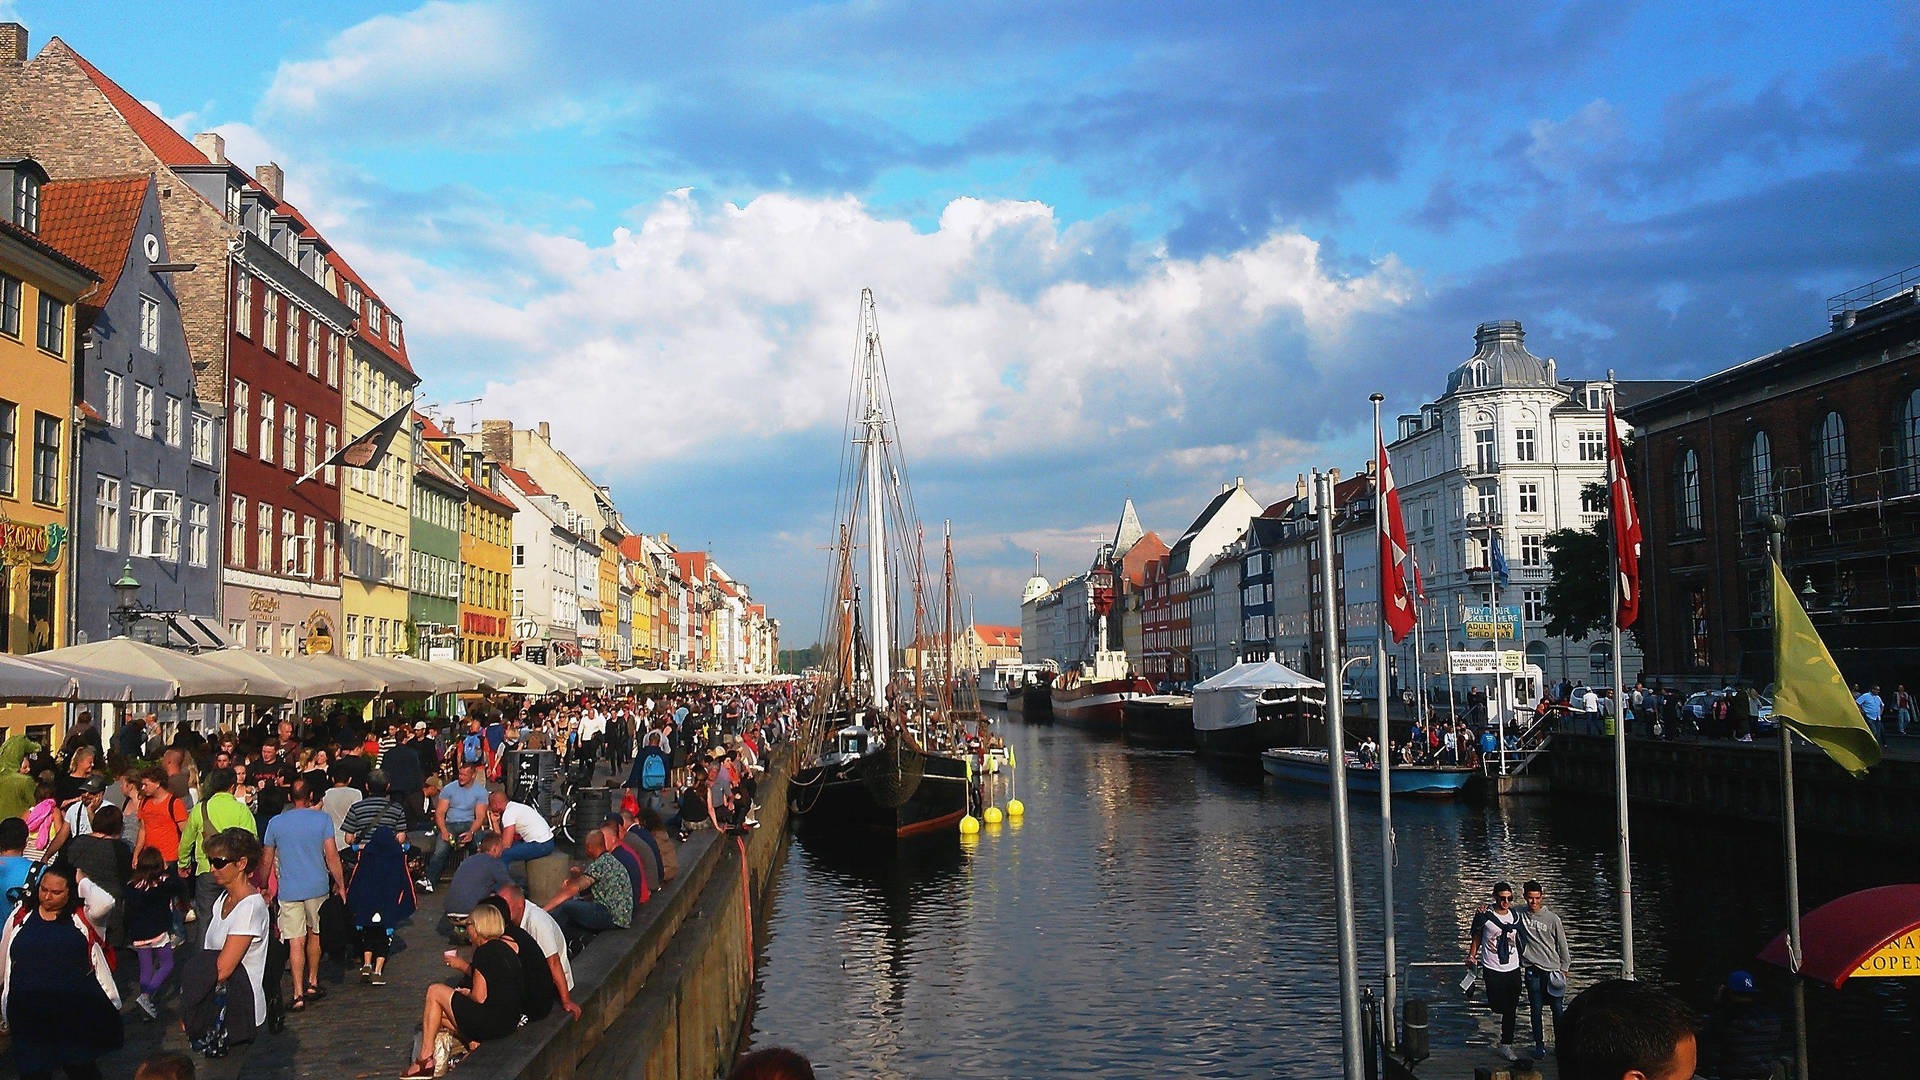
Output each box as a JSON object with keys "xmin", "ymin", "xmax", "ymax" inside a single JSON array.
[{"xmin": 789, "ymin": 290, "xmax": 974, "ymax": 842}]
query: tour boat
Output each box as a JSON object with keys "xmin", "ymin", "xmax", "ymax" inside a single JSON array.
[
  {"xmin": 1260, "ymin": 747, "xmax": 1474, "ymax": 799},
  {"xmin": 790, "ymin": 291, "xmax": 974, "ymax": 843},
  {"xmin": 1049, "ymin": 562, "xmax": 1150, "ymax": 729},
  {"xmin": 1122, "ymin": 694, "xmax": 1195, "ymax": 749}
]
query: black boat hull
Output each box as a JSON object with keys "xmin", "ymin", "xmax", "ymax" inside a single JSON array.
[
  {"xmin": 1195, "ymin": 701, "xmax": 1318, "ymax": 761},
  {"xmin": 1020, "ymin": 684, "xmax": 1054, "ymax": 723},
  {"xmin": 791, "ymin": 748, "xmax": 972, "ymax": 840},
  {"xmin": 1122, "ymin": 698, "xmax": 1194, "ymax": 750}
]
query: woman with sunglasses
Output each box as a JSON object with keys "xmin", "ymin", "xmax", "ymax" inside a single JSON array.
[
  {"xmin": 199, "ymin": 828, "xmax": 270, "ymax": 1049},
  {"xmin": 0, "ymin": 864, "xmax": 123, "ymax": 1080}
]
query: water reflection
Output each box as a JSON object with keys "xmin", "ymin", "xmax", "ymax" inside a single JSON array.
[{"xmin": 748, "ymin": 720, "xmax": 1913, "ymax": 1077}]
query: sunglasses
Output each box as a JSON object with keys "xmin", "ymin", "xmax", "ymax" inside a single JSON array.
[
  {"xmin": 208, "ymin": 856, "xmax": 237, "ymax": 870},
  {"xmin": 1495, "ymin": 894, "xmax": 1513, "ymax": 903}
]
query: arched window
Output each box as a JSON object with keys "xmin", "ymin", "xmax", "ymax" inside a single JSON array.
[
  {"xmin": 1900, "ymin": 390, "xmax": 1920, "ymax": 493},
  {"xmin": 1815, "ymin": 411, "xmax": 1849, "ymax": 504},
  {"xmin": 1525, "ymin": 640, "xmax": 1549, "ymax": 670},
  {"xmin": 1468, "ymin": 360, "xmax": 1488, "ymax": 388},
  {"xmin": 1589, "ymin": 640, "xmax": 1612, "ymax": 677},
  {"xmin": 1677, "ymin": 449, "xmax": 1702, "ymax": 532},
  {"xmin": 1742, "ymin": 431, "xmax": 1774, "ymax": 518}
]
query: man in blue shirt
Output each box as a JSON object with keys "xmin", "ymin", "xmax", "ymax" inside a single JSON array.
[
  {"xmin": 423, "ymin": 761, "xmax": 491, "ymax": 889},
  {"xmin": 1856, "ymin": 684, "xmax": 1886, "ymax": 744},
  {"xmin": 261, "ymin": 779, "xmax": 346, "ymax": 1009},
  {"xmin": 0, "ymin": 818, "xmax": 31, "ymax": 922}
]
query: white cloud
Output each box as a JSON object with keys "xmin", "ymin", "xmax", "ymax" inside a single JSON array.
[
  {"xmin": 353, "ymin": 190, "xmax": 1412, "ymax": 474},
  {"xmin": 262, "ymin": 1, "xmax": 531, "ymax": 126}
]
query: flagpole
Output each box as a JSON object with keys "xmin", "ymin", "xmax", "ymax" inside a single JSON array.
[
  {"xmin": 1318, "ymin": 469, "xmax": 1365, "ymax": 1080},
  {"xmin": 1371, "ymin": 394, "xmax": 1399, "ymax": 1051},
  {"xmin": 1766, "ymin": 516, "xmax": 1810, "ymax": 1080},
  {"xmin": 1606, "ymin": 387, "xmax": 1635, "ymax": 981}
]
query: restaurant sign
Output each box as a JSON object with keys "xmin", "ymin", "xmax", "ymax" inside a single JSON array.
[
  {"xmin": 1853, "ymin": 932, "xmax": 1920, "ymax": 979},
  {"xmin": 1, "ymin": 520, "xmax": 67, "ymax": 566}
]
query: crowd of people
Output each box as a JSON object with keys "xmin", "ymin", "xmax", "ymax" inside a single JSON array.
[{"xmin": 0, "ymin": 678, "xmax": 805, "ymax": 1079}]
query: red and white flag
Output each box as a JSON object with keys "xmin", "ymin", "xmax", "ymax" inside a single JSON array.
[
  {"xmin": 1607, "ymin": 396, "xmax": 1642, "ymax": 627},
  {"xmin": 1377, "ymin": 418, "xmax": 1417, "ymax": 643}
]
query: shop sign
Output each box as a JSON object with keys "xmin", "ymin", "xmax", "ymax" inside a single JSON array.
[
  {"xmin": 303, "ymin": 611, "xmax": 334, "ymax": 655},
  {"xmin": 462, "ymin": 610, "xmax": 504, "ymax": 636},
  {"xmin": 1853, "ymin": 932, "xmax": 1920, "ymax": 979},
  {"xmin": 249, "ymin": 591, "xmax": 282, "ymax": 618},
  {"xmin": 1449, "ymin": 650, "xmax": 1524, "ymax": 676},
  {"xmin": 1, "ymin": 520, "xmax": 67, "ymax": 566}
]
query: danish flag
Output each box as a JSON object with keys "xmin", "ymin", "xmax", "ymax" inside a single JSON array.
[
  {"xmin": 1607, "ymin": 396, "xmax": 1642, "ymax": 627},
  {"xmin": 1378, "ymin": 419, "xmax": 1417, "ymax": 643}
]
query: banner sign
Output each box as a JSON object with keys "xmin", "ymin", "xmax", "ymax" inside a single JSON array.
[
  {"xmin": 1463, "ymin": 605, "xmax": 1521, "ymax": 640},
  {"xmin": 1450, "ymin": 650, "xmax": 1524, "ymax": 675}
]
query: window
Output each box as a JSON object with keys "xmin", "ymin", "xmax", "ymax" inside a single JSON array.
[
  {"xmin": 259, "ymin": 393, "xmax": 275, "ymax": 465},
  {"xmin": 1677, "ymin": 449, "xmax": 1702, "ymax": 531},
  {"xmin": 187, "ymin": 501, "xmax": 209, "ymax": 567},
  {"xmin": 262, "ymin": 292, "xmax": 279, "ymax": 352},
  {"xmin": 299, "ymin": 516, "xmax": 315, "ymax": 576},
  {"xmin": 281, "ymin": 510, "xmax": 297, "ymax": 574},
  {"xmin": 1514, "ymin": 427, "xmax": 1536, "ymax": 462},
  {"xmin": 1473, "ymin": 428, "xmax": 1495, "ymax": 471},
  {"xmin": 164, "ymin": 396, "xmax": 182, "ymax": 447},
  {"xmin": 351, "ymin": 359, "xmax": 365, "ymax": 406},
  {"xmin": 387, "ymin": 315, "xmax": 400, "ymax": 347},
  {"xmin": 95, "ymin": 476, "xmax": 121, "ymax": 550},
  {"xmin": 14, "ymin": 172, "xmax": 39, "ymax": 232},
  {"xmin": 326, "ymin": 335, "xmax": 340, "ymax": 387},
  {"xmin": 322, "ymin": 522, "xmax": 337, "ymax": 581},
  {"xmin": 1517, "ymin": 481, "xmax": 1539, "ymax": 515},
  {"xmin": 1590, "ymin": 640, "xmax": 1613, "ymax": 677},
  {"xmin": 286, "ymin": 315, "xmax": 301, "ymax": 368},
  {"xmin": 344, "ymin": 615, "xmax": 360, "ymax": 659},
  {"xmin": 366, "ymin": 301, "xmax": 382, "ymax": 337},
  {"xmin": 1476, "ymin": 481, "xmax": 1497, "ymax": 517},
  {"xmin": 1524, "ymin": 588, "xmax": 1544, "ymax": 623},
  {"xmin": 256, "ymin": 500, "xmax": 273, "ymax": 571},
  {"xmin": 1902, "ymin": 392, "xmax": 1920, "ymax": 494},
  {"xmin": 513, "ymin": 588, "xmax": 525, "ymax": 618},
  {"xmin": 1689, "ymin": 587, "xmax": 1710, "ymax": 668},
  {"xmin": 1581, "ymin": 487, "xmax": 1606, "ymax": 515},
  {"xmin": 1815, "ymin": 411, "xmax": 1848, "ymax": 503},
  {"xmin": 281, "ymin": 404, "xmax": 296, "ymax": 470},
  {"xmin": 232, "ymin": 381, "xmax": 249, "ymax": 452},
  {"xmin": 133, "ymin": 383, "xmax": 155, "ymax": 439},
  {"xmin": 306, "ymin": 325, "xmax": 320, "ymax": 376},
  {"xmin": 138, "ymin": 295, "xmax": 159, "ymax": 351},
  {"xmin": 0, "ymin": 272, "xmax": 18, "ymax": 336},
  {"xmin": 323, "ymin": 424, "xmax": 338, "ymax": 485},
  {"xmin": 191, "ymin": 413, "xmax": 215, "ymax": 465},
  {"xmin": 225, "ymin": 186, "xmax": 240, "ymax": 223},
  {"xmin": 130, "ymin": 488, "xmax": 179, "ymax": 560},
  {"xmin": 234, "ymin": 271, "xmax": 251, "ymax": 336},
  {"xmin": 302, "ymin": 416, "xmax": 317, "ymax": 476},
  {"xmin": 1578, "ymin": 430, "xmax": 1605, "ymax": 462},
  {"xmin": 228, "ymin": 494, "xmax": 246, "ymax": 566},
  {"xmin": 36, "ymin": 293, "xmax": 65, "ymax": 355},
  {"xmin": 31, "ymin": 413, "xmax": 59, "ymax": 504},
  {"xmin": 1520, "ymin": 534, "xmax": 1544, "ymax": 567},
  {"xmin": 280, "ymin": 625, "xmax": 295, "ymax": 658},
  {"xmin": 1741, "ymin": 430, "xmax": 1775, "ymax": 517},
  {"xmin": 102, "ymin": 371, "xmax": 124, "ymax": 427}
]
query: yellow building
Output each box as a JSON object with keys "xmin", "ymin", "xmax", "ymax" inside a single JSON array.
[
  {"xmin": 460, "ymin": 465, "xmax": 514, "ymax": 665},
  {"xmin": 336, "ymin": 263, "xmax": 418, "ymax": 659},
  {"xmin": 598, "ymin": 532, "xmax": 620, "ymax": 667},
  {"xmin": 0, "ymin": 159, "xmax": 96, "ymax": 742}
]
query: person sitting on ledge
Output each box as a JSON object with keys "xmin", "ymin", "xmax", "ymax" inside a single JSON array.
[
  {"xmin": 399, "ymin": 903, "xmax": 526, "ymax": 1079},
  {"xmin": 541, "ymin": 830, "xmax": 632, "ymax": 939}
]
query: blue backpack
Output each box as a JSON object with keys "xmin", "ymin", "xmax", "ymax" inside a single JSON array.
[
  {"xmin": 631, "ymin": 747, "xmax": 670, "ymax": 792},
  {"xmin": 461, "ymin": 733, "xmax": 485, "ymax": 766}
]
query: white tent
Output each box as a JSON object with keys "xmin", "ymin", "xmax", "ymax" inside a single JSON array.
[
  {"xmin": 377, "ymin": 655, "xmax": 480, "ymax": 694},
  {"xmin": 1192, "ymin": 659, "xmax": 1323, "ymax": 732},
  {"xmin": 429, "ymin": 659, "xmax": 521, "ymax": 691},
  {"xmin": 564, "ymin": 665, "xmax": 619, "ymax": 688}
]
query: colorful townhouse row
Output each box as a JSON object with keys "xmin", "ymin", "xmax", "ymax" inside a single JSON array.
[{"xmin": 0, "ymin": 24, "xmax": 776, "ymax": 743}]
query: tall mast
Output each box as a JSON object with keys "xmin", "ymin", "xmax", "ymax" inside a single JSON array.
[
  {"xmin": 942, "ymin": 520, "xmax": 955, "ymax": 718},
  {"xmin": 862, "ymin": 290, "xmax": 892, "ymax": 710}
]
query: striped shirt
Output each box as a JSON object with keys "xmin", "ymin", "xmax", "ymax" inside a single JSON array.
[{"xmin": 340, "ymin": 796, "xmax": 408, "ymax": 843}]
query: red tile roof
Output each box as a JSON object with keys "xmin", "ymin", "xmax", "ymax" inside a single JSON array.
[
  {"xmin": 464, "ymin": 475, "xmax": 516, "ymax": 515},
  {"xmin": 37, "ymin": 175, "xmax": 149, "ymax": 307},
  {"xmin": 618, "ymin": 534, "xmax": 646, "ymax": 560},
  {"xmin": 975, "ymin": 624, "xmax": 1021, "ymax": 648},
  {"xmin": 413, "ymin": 410, "xmax": 448, "ymax": 439},
  {"xmin": 497, "ymin": 464, "xmax": 546, "ymax": 496},
  {"xmin": 59, "ymin": 42, "xmax": 209, "ymax": 168},
  {"xmin": 0, "ymin": 217, "xmax": 102, "ymax": 286}
]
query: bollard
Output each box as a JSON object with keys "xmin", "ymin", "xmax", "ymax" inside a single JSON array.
[{"xmin": 1401, "ymin": 999, "xmax": 1429, "ymax": 1062}]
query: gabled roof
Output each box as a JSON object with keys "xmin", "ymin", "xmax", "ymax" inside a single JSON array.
[
  {"xmin": 414, "ymin": 410, "xmax": 449, "ymax": 440},
  {"xmin": 975, "ymin": 624, "xmax": 1020, "ymax": 648},
  {"xmin": 464, "ymin": 475, "xmax": 516, "ymax": 515},
  {"xmin": 497, "ymin": 464, "xmax": 546, "ymax": 497},
  {"xmin": 37, "ymin": 174, "xmax": 149, "ymax": 307},
  {"xmin": 1168, "ymin": 482, "xmax": 1257, "ymax": 573},
  {"xmin": 618, "ymin": 534, "xmax": 646, "ymax": 561},
  {"xmin": 1118, "ymin": 530, "xmax": 1168, "ymax": 587},
  {"xmin": 60, "ymin": 42, "xmax": 207, "ymax": 168},
  {"xmin": 0, "ymin": 215, "xmax": 101, "ymax": 285},
  {"xmin": 330, "ymin": 253, "xmax": 413, "ymax": 375}
]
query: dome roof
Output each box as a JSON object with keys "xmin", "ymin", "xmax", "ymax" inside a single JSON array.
[
  {"xmin": 1021, "ymin": 573, "xmax": 1051, "ymax": 604},
  {"xmin": 1443, "ymin": 320, "xmax": 1556, "ymax": 396}
]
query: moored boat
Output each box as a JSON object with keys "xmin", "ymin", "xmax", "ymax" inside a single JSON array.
[
  {"xmin": 1192, "ymin": 658, "xmax": 1325, "ymax": 762},
  {"xmin": 1122, "ymin": 694, "xmax": 1194, "ymax": 749},
  {"xmin": 1020, "ymin": 680, "xmax": 1054, "ymax": 723},
  {"xmin": 1051, "ymin": 670, "xmax": 1152, "ymax": 731},
  {"xmin": 1260, "ymin": 747, "xmax": 1474, "ymax": 798}
]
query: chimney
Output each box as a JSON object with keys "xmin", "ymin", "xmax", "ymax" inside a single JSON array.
[
  {"xmin": 1235, "ymin": 476, "xmax": 1245, "ymax": 489},
  {"xmin": 1330, "ymin": 467, "xmax": 1341, "ymax": 485},
  {"xmin": 194, "ymin": 132, "xmax": 226, "ymax": 165},
  {"xmin": 0, "ymin": 23, "xmax": 25, "ymax": 65},
  {"xmin": 255, "ymin": 162, "xmax": 284, "ymax": 200},
  {"xmin": 1296, "ymin": 474, "xmax": 1307, "ymax": 501},
  {"xmin": 1545, "ymin": 356, "xmax": 1557, "ymax": 384},
  {"xmin": 537, "ymin": 421, "xmax": 551, "ymax": 441},
  {"xmin": 479, "ymin": 419, "xmax": 513, "ymax": 464}
]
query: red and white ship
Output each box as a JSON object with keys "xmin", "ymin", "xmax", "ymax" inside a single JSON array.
[{"xmin": 1050, "ymin": 566, "xmax": 1151, "ymax": 729}]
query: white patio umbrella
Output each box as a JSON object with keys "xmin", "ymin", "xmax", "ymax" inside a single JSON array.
[
  {"xmin": 374, "ymin": 655, "xmax": 477, "ymax": 694},
  {"xmin": 355, "ymin": 656, "xmax": 441, "ymax": 696},
  {"xmin": 426, "ymin": 658, "xmax": 516, "ymax": 691},
  {"xmin": 293, "ymin": 652, "xmax": 393, "ymax": 696},
  {"xmin": 480, "ymin": 657, "xmax": 562, "ymax": 695},
  {"xmin": 195, "ymin": 649, "xmax": 345, "ymax": 702},
  {"xmin": 0, "ymin": 655, "xmax": 89, "ymax": 702},
  {"xmin": 24, "ymin": 656, "xmax": 178, "ymax": 702},
  {"xmin": 565, "ymin": 665, "xmax": 618, "ymax": 688},
  {"xmin": 31, "ymin": 638, "xmax": 284, "ymax": 703}
]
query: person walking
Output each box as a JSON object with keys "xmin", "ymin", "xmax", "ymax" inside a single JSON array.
[
  {"xmin": 182, "ymin": 829, "xmax": 269, "ymax": 1058},
  {"xmin": 175, "ymin": 769, "xmax": 257, "ymax": 949},
  {"xmin": 1894, "ymin": 684, "xmax": 1915, "ymax": 737},
  {"xmin": 1856, "ymin": 684, "xmax": 1886, "ymax": 744},
  {"xmin": 0, "ymin": 864, "xmax": 123, "ymax": 1080},
  {"xmin": 260, "ymin": 780, "xmax": 348, "ymax": 1012},
  {"xmin": 1516, "ymin": 880, "xmax": 1572, "ymax": 1059},
  {"xmin": 1467, "ymin": 881, "xmax": 1526, "ymax": 1061},
  {"xmin": 123, "ymin": 847, "xmax": 178, "ymax": 1021}
]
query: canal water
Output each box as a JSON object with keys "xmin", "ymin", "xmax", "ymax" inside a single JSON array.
[{"xmin": 747, "ymin": 715, "xmax": 1914, "ymax": 1077}]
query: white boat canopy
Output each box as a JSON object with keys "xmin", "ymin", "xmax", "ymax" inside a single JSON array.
[{"xmin": 1192, "ymin": 659, "xmax": 1324, "ymax": 732}]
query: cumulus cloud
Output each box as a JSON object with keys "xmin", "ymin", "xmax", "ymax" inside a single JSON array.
[{"xmin": 356, "ymin": 191, "xmax": 1416, "ymax": 473}]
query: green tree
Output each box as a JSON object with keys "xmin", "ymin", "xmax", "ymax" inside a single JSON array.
[{"xmin": 1542, "ymin": 481, "xmax": 1648, "ymax": 656}]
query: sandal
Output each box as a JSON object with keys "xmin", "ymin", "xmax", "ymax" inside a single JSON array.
[
  {"xmin": 306, "ymin": 984, "xmax": 327, "ymax": 1001},
  {"xmin": 400, "ymin": 1057, "xmax": 435, "ymax": 1078},
  {"xmin": 290, "ymin": 995, "xmax": 307, "ymax": 1011}
]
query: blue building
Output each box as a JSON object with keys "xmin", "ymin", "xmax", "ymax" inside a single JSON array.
[{"xmin": 43, "ymin": 175, "xmax": 224, "ymax": 646}]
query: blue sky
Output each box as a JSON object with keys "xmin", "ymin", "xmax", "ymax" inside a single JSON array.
[{"xmin": 13, "ymin": 0, "xmax": 1919, "ymax": 637}]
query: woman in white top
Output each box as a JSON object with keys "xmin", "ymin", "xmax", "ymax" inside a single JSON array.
[{"xmin": 203, "ymin": 828, "xmax": 271, "ymax": 1028}]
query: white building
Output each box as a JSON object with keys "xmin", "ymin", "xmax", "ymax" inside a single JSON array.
[
  {"xmin": 1388, "ymin": 320, "xmax": 1651, "ymax": 689},
  {"xmin": 496, "ymin": 463, "xmax": 598, "ymax": 666}
]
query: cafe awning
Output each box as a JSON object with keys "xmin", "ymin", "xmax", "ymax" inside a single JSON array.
[
  {"xmin": 32, "ymin": 638, "xmax": 285, "ymax": 704},
  {"xmin": 479, "ymin": 657, "xmax": 564, "ymax": 695},
  {"xmin": 295, "ymin": 653, "xmax": 402, "ymax": 697},
  {"xmin": 354, "ymin": 656, "xmax": 441, "ymax": 696},
  {"xmin": 195, "ymin": 649, "xmax": 344, "ymax": 701},
  {"xmin": 1759, "ymin": 884, "xmax": 1920, "ymax": 988}
]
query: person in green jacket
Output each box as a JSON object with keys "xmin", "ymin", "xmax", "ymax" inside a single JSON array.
[
  {"xmin": 0, "ymin": 736, "xmax": 41, "ymax": 823},
  {"xmin": 177, "ymin": 767, "xmax": 257, "ymax": 947}
]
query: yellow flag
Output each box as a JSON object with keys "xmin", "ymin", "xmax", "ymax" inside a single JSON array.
[{"xmin": 1772, "ymin": 560, "xmax": 1882, "ymax": 776}]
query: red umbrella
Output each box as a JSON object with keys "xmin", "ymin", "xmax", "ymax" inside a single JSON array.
[{"xmin": 1759, "ymin": 884, "xmax": 1920, "ymax": 989}]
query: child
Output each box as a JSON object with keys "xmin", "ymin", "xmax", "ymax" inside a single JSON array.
[{"xmin": 125, "ymin": 846, "xmax": 178, "ymax": 1020}]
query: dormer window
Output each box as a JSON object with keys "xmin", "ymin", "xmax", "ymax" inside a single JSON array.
[
  {"xmin": 13, "ymin": 172, "xmax": 40, "ymax": 233},
  {"xmin": 366, "ymin": 301, "xmax": 383, "ymax": 336},
  {"xmin": 225, "ymin": 186, "xmax": 241, "ymax": 223},
  {"xmin": 386, "ymin": 315, "xmax": 401, "ymax": 347},
  {"xmin": 1467, "ymin": 359, "xmax": 1488, "ymax": 388}
]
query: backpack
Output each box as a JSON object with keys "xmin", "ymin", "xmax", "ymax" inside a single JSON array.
[
  {"xmin": 9, "ymin": 901, "xmax": 116, "ymax": 972},
  {"xmin": 633, "ymin": 747, "xmax": 669, "ymax": 792},
  {"xmin": 461, "ymin": 733, "xmax": 485, "ymax": 766}
]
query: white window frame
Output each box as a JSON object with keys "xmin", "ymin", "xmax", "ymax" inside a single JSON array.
[
  {"xmin": 259, "ymin": 393, "xmax": 275, "ymax": 465},
  {"xmin": 191, "ymin": 412, "xmax": 215, "ymax": 465},
  {"xmin": 281, "ymin": 403, "xmax": 297, "ymax": 472},
  {"xmin": 134, "ymin": 383, "xmax": 155, "ymax": 439},
  {"xmin": 94, "ymin": 475, "xmax": 120, "ymax": 550},
  {"xmin": 138, "ymin": 295, "xmax": 159, "ymax": 352},
  {"xmin": 164, "ymin": 395, "xmax": 182, "ymax": 447},
  {"xmin": 1517, "ymin": 481, "xmax": 1540, "ymax": 515},
  {"xmin": 232, "ymin": 381, "xmax": 249, "ymax": 452},
  {"xmin": 1578, "ymin": 430, "xmax": 1605, "ymax": 462},
  {"xmin": 234, "ymin": 270, "xmax": 252, "ymax": 336},
  {"xmin": 187, "ymin": 501, "xmax": 209, "ymax": 567},
  {"xmin": 229, "ymin": 494, "xmax": 247, "ymax": 567},
  {"xmin": 103, "ymin": 371, "xmax": 124, "ymax": 428}
]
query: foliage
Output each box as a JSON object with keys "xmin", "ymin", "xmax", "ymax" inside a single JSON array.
[{"xmin": 1541, "ymin": 481, "xmax": 1647, "ymax": 656}]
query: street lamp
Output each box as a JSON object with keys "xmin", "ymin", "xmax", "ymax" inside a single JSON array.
[
  {"xmin": 1800, "ymin": 576, "xmax": 1818, "ymax": 607},
  {"xmin": 110, "ymin": 559, "xmax": 142, "ymax": 625}
]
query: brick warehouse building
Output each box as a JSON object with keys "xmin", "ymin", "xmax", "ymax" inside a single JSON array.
[{"xmin": 1627, "ymin": 271, "xmax": 1920, "ymax": 691}]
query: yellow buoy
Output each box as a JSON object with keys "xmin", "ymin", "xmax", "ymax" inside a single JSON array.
[
  {"xmin": 983, "ymin": 806, "xmax": 1004, "ymax": 824},
  {"xmin": 1007, "ymin": 799, "xmax": 1025, "ymax": 818},
  {"xmin": 959, "ymin": 814, "xmax": 980, "ymax": 834}
]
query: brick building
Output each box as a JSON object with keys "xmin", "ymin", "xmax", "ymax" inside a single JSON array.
[{"xmin": 1628, "ymin": 273, "xmax": 1920, "ymax": 690}]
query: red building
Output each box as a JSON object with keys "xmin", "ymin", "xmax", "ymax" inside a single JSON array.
[{"xmin": 1142, "ymin": 554, "xmax": 1172, "ymax": 686}]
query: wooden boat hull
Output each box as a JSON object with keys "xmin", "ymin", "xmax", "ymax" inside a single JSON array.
[
  {"xmin": 1123, "ymin": 697, "xmax": 1194, "ymax": 750},
  {"xmin": 1260, "ymin": 749, "xmax": 1474, "ymax": 799},
  {"xmin": 1052, "ymin": 676, "xmax": 1152, "ymax": 731},
  {"xmin": 791, "ymin": 744, "xmax": 973, "ymax": 840}
]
